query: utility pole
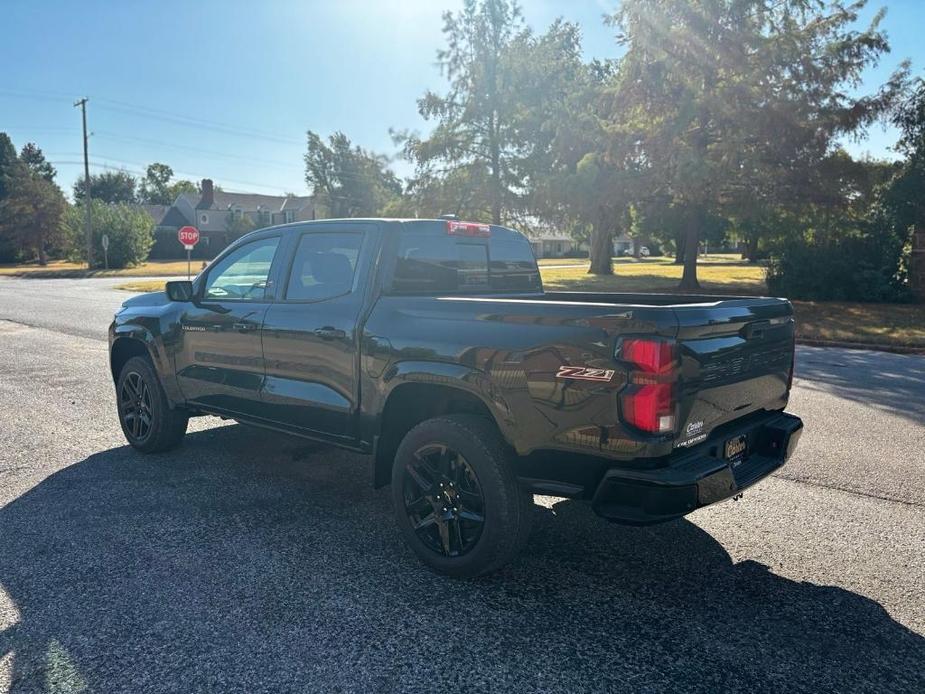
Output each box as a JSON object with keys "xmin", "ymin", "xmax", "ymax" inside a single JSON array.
[{"xmin": 73, "ymin": 97, "xmax": 93, "ymax": 268}]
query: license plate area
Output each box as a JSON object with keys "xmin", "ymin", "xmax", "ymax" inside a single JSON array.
[{"xmin": 724, "ymin": 434, "xmax": 748, "ymax": 464}]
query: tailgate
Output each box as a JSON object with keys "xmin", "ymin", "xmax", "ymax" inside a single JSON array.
[{"xmin": 673, "ymin": 298, "xmax": 794, "ymax": 447}]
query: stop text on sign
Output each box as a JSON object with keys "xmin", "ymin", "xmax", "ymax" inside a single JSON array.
[{"xmin": 177, "ymin": 226, "xmax": 200, "ymax": 246}]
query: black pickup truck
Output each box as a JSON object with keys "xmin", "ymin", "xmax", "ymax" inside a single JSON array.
[{"xmin": 109, "ymin": 218, "xmax": 802, "ymax": 576}]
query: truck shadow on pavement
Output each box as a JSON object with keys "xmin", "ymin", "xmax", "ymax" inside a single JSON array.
[
  {"xmin": 795, "ymin": 346, "xmax": 925, "ymax": 425},
  {"xmin": 1, "ymin": 424, "xmax": 923, "ymax": 693}
]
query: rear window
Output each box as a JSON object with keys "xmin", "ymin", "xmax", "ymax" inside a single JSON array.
[{"xmin": 391, "ymin": 226, "xmax": 541, "ymax": 294}]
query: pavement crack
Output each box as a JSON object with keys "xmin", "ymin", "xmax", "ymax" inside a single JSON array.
[
  {"xmin": 775, "ymin": 473, "xmax": 924, "ymax": 508},
  {"xmin": 0, "ymin": 317, "xmax": 107, "ymax": 342}
]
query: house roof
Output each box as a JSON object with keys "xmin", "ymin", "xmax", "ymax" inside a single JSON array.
[
  {"xmin": 159, "ymin": 205, "xmax": 191, "ymax": 228},
  {"xmin": 137, "ymin": 204, "xmax": 168, "ymax": 225},
  {"xmin": 199, "ymin": 191, "xmax": 313, "ymax": 213}
]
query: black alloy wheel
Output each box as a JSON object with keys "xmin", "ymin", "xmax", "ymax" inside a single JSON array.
[
  {"xmin": 116, "ymin": 355, "xmax": 188, "ymax": 453},
  {"xmin": 402, "ymin": 444, "xmax": 486, "ymax": 557},
  {"xmin": 119, "ymin": 370, "xmax": 153, "ymax": 443},
  {"xmin": 391, "ymin": 415, "xmax": 533, "ymax": 577}
]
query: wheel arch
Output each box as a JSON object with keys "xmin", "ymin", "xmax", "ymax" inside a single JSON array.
[
  {"xmin": 110, "ymin": 335, "xmax": 153, "ymax": 383},
  {"xmin": 109, "ymin": 326, "xmax": 182, "ymax": 407},
  {"xmin": 371, "ymin": 365, "xmax": 518, "ymax": 488}
]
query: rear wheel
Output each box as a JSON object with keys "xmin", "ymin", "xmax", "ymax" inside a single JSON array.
[
  {"xmin": 391, "ymin": 415, "xmax": 532, "ymax": 578},
  {"xmin": 117, "ymin": 356, "xmax": 188, "ymax": 453}
]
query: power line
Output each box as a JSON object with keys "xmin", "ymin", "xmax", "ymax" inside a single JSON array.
[
  {"xmin": 47, "ymin": 160, "xmax": 295, "ymax": 195},
  {"xmin": 1, "ymin": 87, "xmax": 304, "ymax": 147},
  {"xmin": 92, "ymin": 131, "xmax": 303, "ymax": 172},
  {"xmin": 94, "ymin": 97, "xmax": 304, "ymax": 145},
  {"xmin": 93, "ymin": 102, "xmax": 303, "ymax": 146}
]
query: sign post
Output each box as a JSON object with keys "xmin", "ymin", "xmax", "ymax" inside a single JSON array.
[
  {"xmin": 101, "ymin": 234, "xmax": 109, "ymax": 270},
  {"xmin": 177, "ymin": 226, "xmax": 200, "ymax": 279}
]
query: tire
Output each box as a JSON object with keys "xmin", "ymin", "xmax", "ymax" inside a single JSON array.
[
  {"xmin": 116, "ymin": 355, "xmax": 188, "ymax": 453},
  {"xmin": 391, "ymin": 415, "xmax": 533, "ymax": 578}
]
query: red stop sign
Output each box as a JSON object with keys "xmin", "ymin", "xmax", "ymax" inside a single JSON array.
[{"xmin": 178, "ymin": 226, "xmax": 200, "ymax": 247}]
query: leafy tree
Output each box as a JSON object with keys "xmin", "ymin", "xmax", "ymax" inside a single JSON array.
[
  {"xmin": 607, "ymin": 0, "xmax": 907, "ymax": 288},
  {"xmin": 19, "ymin": 142, "xmax": 56, "ymax": 182},
  {"xmin": 881, "ymin": 78, "xmax": 925, "ymax": 241},
  {"xmin": 0, "ymin": 134, "xmax": 67, "ymax": 264},
  {"xmin": 0, "ymin": 133, "xmax": 21, "ymax": 202},
  {"xmin": 304, "ymin": 131, "xmax": 401, "ymax": 217},
  {"xmin": 400, "ymin": 0, "xmax": 529, "ymax": 225},
  {"xmin": 0, "ymin": 134, "xmax": 22, "ymax": 261},
  {"xmin": 527, "ymin": 51, "xmax": 635, "ymax": 274},
  {"xmin": 0, "ymin": 175, "xmax": 68, "ymax": 264},
  {"xmin": 64, "ymin": 200, "xmax": 154, "ymax": 268},
  {"xmin": 73, "ymin": 170, "xmax": 137, "ymax": 204},
  {"xmin": 137, "ymin": 163, "xmax": 196, "ymax": 205},
  {"xmin": 224, "ymin": 210, "xmax": 256, "ymax": 237}
]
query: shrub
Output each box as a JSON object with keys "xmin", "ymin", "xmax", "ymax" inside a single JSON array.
[
  {"xmin": 766, "ymin": 235, "xmax": 910, "ymax": 302},
  {"xmin": 65, "ymin": 200, "xmax": 154, "ymax": 268}
]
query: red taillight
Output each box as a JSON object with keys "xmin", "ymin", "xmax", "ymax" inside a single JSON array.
[
  {"xmin": 622, "ymin": 339, "xmax": 674, "ymax": 379},
  {"xmin": 623, "ymin": 384, "xmax": 674, "ymax": 433},
  {"xmin": 447, "ymin": 220, "xmax": 491, "ymax": 237},
  {"xmin": 619, "ymin": 338, "xmax": 677, "ymax": 434}
]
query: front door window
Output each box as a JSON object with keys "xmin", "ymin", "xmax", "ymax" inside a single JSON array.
[{"xmin": 203, "ymin": 237, "xmax": 279, "ymax": 301}]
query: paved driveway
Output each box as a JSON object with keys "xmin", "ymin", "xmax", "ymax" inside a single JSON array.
[{"xmin": 0, "ymin": 277, "xmax": 922, "ymax": 692}]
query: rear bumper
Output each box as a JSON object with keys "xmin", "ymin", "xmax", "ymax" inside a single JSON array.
[{"xmin": 591, "ymin": 412, "xmax": 803, "ymax": 524}]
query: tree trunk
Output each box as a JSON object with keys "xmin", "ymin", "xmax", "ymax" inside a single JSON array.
[
  {"xmin": 488, "ymin": 111, "xmax": 501, "ymax": 226},
  {"xmin": 674, "ymin": 229, "xmax": 685, "ymax": 264},
  {"xmin": 745, "ymin": 235, "xmax": 759, "ymax": 263},
  {"xmin": 588, "ymin": 215, "xmax": 613, "ymax": 275},
  {"xmin": 678, "ymin": 210, "xmax": 701, "ymax": 290},
  {"xmin": 37, "ymin": 232, "xmax": 48, "ymax": 266}
]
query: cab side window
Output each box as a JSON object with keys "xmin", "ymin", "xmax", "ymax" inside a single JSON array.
[
  {"xmin": 284, "ymin": 232, "xmax": 363, "ymax": 301},
  {"xmin": 203, "ymin": 237, "xmax": 280, "ymax": 301}
]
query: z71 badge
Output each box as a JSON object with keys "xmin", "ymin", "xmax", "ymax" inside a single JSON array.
[{"xmin": 555, "ymin": 366, "xmax": 615, "ymax": 382}]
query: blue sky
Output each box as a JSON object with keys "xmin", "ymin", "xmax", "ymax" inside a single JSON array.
[{"xmin": 2, "ymin": 0, "xmax": 922, "ymax": 200}]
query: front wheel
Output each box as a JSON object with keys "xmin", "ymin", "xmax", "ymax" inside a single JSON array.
[
  {"xmin": 391, "ymin": 415, "xmax": 533, "ymax": 578},
  {"xmin": 116, "ymin": 356, "xmax": 188, "ymax": 453}
]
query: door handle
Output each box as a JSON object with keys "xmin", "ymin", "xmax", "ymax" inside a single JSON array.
[
  {"xmin": 314, "ymin": 326, "xmax": 346, "ymax": 340},
  {"xmin": 233, "ymin": 322, "xmax": 258, "ymax": 332}
]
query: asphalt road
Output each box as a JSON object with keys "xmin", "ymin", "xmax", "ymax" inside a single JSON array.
[{"xmin": 1, "ymin": 276, "xmax": 923, "ymax": 693}]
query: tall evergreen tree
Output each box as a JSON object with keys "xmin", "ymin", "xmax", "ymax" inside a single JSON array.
[
  {"xmin": 19, "ymin": 142, "xmax": 57, "ymax": 182},
  {"xmin": 401, "ymin": 0, "xmax": 527, "ymax": 225}
]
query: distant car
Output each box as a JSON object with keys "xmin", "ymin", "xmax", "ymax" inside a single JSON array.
[
  {"xmin": 109, "ymin": 218, "xmax": 802, "ymax": 577},
  {"xmin": 639, "ymin": 245, "xmax": 650, "ymax": 257}
]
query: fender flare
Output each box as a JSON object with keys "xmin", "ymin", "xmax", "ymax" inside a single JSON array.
[
  {"xmin": 378, "ymin": 360, "xmax": 520, "ymax": 450},
  {"xmin": 110, "ymin": 324, "xmax": 183, "ymax": 406}
]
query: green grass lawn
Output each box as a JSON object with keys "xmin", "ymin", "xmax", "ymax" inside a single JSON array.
[
  {"xmin": 539, "ymin": 261, "xmax": 925, "ymax": 349},
  {"xmin": 112, "ymin": 255, "xmax": 924, "ymax": 350},
  {"xmin": 0, "ymin": 258, "xmax": 203, "ymax": 278},
  {"xmin": 540, "ymin": 258, "xmax": 765, "ymax": 294}
]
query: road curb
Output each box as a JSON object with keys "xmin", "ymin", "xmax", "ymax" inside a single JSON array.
[{"xmin": 797, "ymin": 337, "xmax": 925, "ymax": 355}]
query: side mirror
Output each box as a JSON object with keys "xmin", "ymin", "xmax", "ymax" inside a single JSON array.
[{"xmin": 166, "ymin": 280, "xmax": 194, "ymax": 302}]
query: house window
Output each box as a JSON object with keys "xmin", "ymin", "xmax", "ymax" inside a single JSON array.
[
  {"xmin": 284, "ymin": 210, "xmax": 295, "ymax": 224},
  {"xmin": 199, "ymin": 213, "xmax": 209, "ymax": 225}
]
